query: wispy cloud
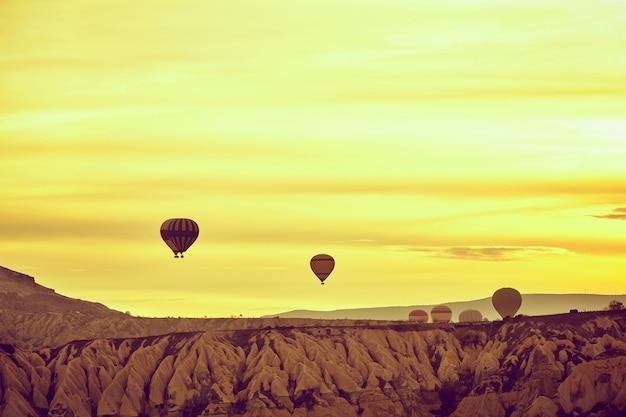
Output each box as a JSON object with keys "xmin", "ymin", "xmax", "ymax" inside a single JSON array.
[
  {"xmin": 386, "ymin": 245, "xmax": 575, "ymax": 261},
  {"xmin": 592, "ymin": 208, "xmax": 626, "ymax": 220}
]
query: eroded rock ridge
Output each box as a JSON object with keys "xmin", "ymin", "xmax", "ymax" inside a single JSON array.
[{"xmin": 2, "ymin": 312, "xmax": 626, "ymax": 417}]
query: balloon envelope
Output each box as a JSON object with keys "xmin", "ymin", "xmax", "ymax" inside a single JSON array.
[
  {"xmin": 431, "ymin": 305, "xmax": 452, "ymax": 323},
  {"xmin": 492, "ymin": 287, "xmax": 522, "ymax": 319},
  {"xmin": 160, "ymin": 218, "xmax": 199, "ymax": 257},
  {"xmin": 160, "ymin": 219, "xmax": 180, "ymax": 253},
  {"xmin": 310, "ymin": 254, "xmax": 334, "ymax": 284},
  {"xmin": 459, "ymin": 309, "xmax": 483, "ymax": 323},
  {"xmin": 408, "ymin": 309, "xmax": 429, "ymax": 323}
]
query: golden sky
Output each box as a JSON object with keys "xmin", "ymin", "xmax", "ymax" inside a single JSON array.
[{"xmin": 1, "ymin": 0, "xmax": 626, "ymax": 318}]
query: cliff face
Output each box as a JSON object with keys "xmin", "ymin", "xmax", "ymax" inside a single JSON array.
[
  {"xmin": 2, "ymin": 312, "xmax": 626, "ymax": 417},
  {"xmin": 0, "ymin": 266, "xmax": 393, "ymax": 350},
  {"xmin": 0, "ymin": 266, "xmax": 121, "ymax": 319},
  {"xmin": 0, "ymin": 266, "xmax": 419, "ymax": 350}
]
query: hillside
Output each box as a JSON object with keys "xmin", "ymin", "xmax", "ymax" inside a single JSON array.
[
  {"xmin": 2, "ymin": 311, "xmax": 626, "ymax": 416},
  {"xmin": 0, "ymin": 266, "xmax": 403, "ymax": 349},
  {"xmin": 266, "ymin": 294, "xmax": 626, "ymax": 321},
  {"xmin": 3, "ymin": 265, "xmax": 626, "ymax": 416},
  {"xmin": 2, "ymin": 265, "xmax": 626, "ymax": 351},
  {"xmin": 0, "ymin": 265, "xmax": 121, "ymax": 316}
]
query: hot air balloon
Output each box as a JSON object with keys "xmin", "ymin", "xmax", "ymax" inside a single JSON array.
[
  {"xmin": 431, "ymin": 305, "xmax": 452, "ymax": 323},
  {"xmin": 160, "ymin": 218, "xmax": 199, "ymax": 258},
  {"xmin": 408, "ymin": 309, "xmax": 429, "ymax": 323},
  {"xmin": 310, "ymin": 254, "xmax": 334, "ymax": 284},
  {"xmin": 492, "ymin": 287, "xmax": 522, "ymax": 319},
  {"xmin": 459, "ymin": 309, "xmax": 483, "ymax": 323}
]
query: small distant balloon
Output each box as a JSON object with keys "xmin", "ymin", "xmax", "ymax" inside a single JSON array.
[
  {"xmin": 160, "ymin": 218, "xmax": 199, "ymax": 258},
  {"xmin": 459, "ymin": 309, "xmax": 483, "ymax": 323},
  {"xmin": 408, "ymin": 309, "xmax": 429, "ymax": 323},
  {"xmin": 492, "ymin": 287, "xmax": 522, "ymax": 319},
  {"xmin": 310, "ymin": 254, "xmax": 334, "ymax": 285},
  {"xmin": 431, "ymin": 305, "xmax": 452, "ymax": 323}
]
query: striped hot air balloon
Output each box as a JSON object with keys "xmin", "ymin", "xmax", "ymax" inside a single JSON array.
[
  {"xmin": 310, "ymin": 254, "xmax": 334, "ymax": 284},
  {"xmin": 459, "ymin": 309, "xmax": 483, "ymax": 323},
  {"xmin": 408, "ymin": 309, "xmax": 429, "ymax": 323},
  {"xmin": 160, "ymin": 218, "xmax": 199, "ymax": 258},
  {"xmin": 431, "ymin": 305, "xmax": 452, "ymax": 323}
]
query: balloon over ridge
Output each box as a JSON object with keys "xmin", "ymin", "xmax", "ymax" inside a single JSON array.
[
  {"xmin": 160, "ymin": 218, "xmax": 199, "ymax": 258},
  {"xmin": 459, "ymin": 309, "xmax": 483, "ymax": 323},
  {"xmin": 492, "ymin": 287, "xmax": 522, "ymax": 319},
  {"xmin": 408, "ymin": 309, "xmax": 429, "ymax": 323},
  {"xmin": 310, "ymin": 254, "xmax": 334, "ymax": 285},
  {"xmin": 431, "ymin": 305, "xmax": 452, "ymax": 323}
]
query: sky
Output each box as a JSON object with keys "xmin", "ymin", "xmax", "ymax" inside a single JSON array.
[{"xmin": 1, "ymin": 0, "xmax": 626, "ymax": 318}]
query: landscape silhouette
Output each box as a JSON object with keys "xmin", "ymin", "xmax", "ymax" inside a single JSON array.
[{"xmin": 2, "ymin": 265, "xmax": 626, "ymax": 416}]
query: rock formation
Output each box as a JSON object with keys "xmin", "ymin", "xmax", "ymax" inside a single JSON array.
[
  {"xmin": 0, "ymin": 266, "xmax": 401, "ymax": 349},
  {"xmin": 3, "ymin": 266, "xmax": 626, "ymax": 416},
  {"xmin": 2, "ymin": 312, "xmax": 626, "ymax": 416}
]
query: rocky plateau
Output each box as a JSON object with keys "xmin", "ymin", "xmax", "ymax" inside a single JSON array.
[{"xmin": 2, "ymin": 266, "xmax": 626, "ymax": 417}]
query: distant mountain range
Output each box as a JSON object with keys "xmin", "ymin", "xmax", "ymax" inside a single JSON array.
[
  {"xmin": 1, "ymin": 263, "xmax": 624, "ymax": 324},
  {"xmin": 264, "ymin": 293, "xmax": 626, "ymax": 321}
]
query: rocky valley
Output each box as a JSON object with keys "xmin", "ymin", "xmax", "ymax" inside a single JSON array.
[{"xmin": 2, "ymin": 266, "xmax": 626, "ymax": 417}]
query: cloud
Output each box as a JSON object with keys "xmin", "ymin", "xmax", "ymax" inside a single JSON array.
[
  {"xmin": 332, "ymin": 239, "xmax": 375, "ymax": 243},
  {"xmin": 386, "ymin": 245, "xmax": 574, "ymax": 261},
  {"xmin": 591, "ymin": 208, "xmax": 626, "ymax": 220}
]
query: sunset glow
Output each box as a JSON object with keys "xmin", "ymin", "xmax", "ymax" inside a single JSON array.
[{"xmin": 2, "ymin": 0, "xmax": 625, "ymax": 317}]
